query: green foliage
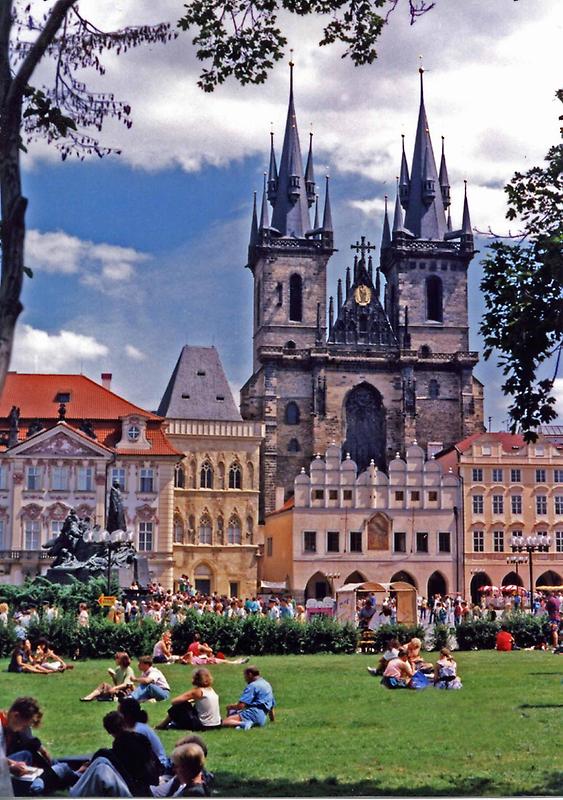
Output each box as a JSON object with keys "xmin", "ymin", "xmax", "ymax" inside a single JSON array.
[
  {"xmin": 171, "ymin": 610, "xmax": 358, "ymax": 655},
  {"xmin": 456, "ymin": 614, "xmax": 551, "ymax": 650},
  {"xmin": 480, "ymin": 91, "xmax": 563, "ymax": 439},
  {"xmin": 178, "ymin": 0, "xmax": 433, "ymax": 91},
  {"xmin": 0, "ymin": 576, "xmax": 114, "ymax": 615},
  {"xmin": 369, "ymin": 623, "xmax": 426, "ymax": 651},
  {"xmin": 23, "ymin": 85, "xmax": 77, "ymax": 139},
  {"xmin": 428, "ymin": 623, "xmax": 452, "ymax": 651}
]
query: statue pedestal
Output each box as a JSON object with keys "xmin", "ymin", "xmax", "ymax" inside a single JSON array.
[{"xmin": 45, "ymin": 566, "xmax": 95, "ymax": 585}]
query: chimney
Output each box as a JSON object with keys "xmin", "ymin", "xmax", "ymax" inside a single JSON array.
[
  {"xmin": 275, "ymin": 486, "xmax": 285, "ymax": 510},
  {"xmin": 101, "ymin": 373, "xmax": 112, "ymax": 391}
]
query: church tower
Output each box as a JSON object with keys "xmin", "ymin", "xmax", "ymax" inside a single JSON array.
[
  {"xmin": 241, "ymin": 63, "xmax": 335, "ymax": 516},
  {"xmin": 381, "ymin": 67, "xmax": 483, "ymax": 448}
]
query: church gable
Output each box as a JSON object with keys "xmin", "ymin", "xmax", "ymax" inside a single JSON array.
[{"xmin": 7, "ymin": 423, "xmax": 112, "ymax": 460}]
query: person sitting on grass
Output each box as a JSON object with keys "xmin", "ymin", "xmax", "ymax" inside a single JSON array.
[
  {"xmin": 179, "ymin": 633, "xmax": 248, "ymax": 666},
  {"xmin": 70, "ymin": 710, "xmax": 160, "ymax": 798},
  {"xmin": 381, "ymin": 647, "xmax": 414, "ymax": 689},
  {"xmin": 81, "ymin": 651, "xmax": 135, "ymax": 702},
  {"xmin": 433, "ymin": 648, "xmax": 463, "ymax": 690},
  {"xmin": 155, "ymin": 668, "xmax": 221, "ymax": 732},
  {"xmin": 131, "ymin": 656, "xmax": 171, "ymax": 703},
  {"xmin": 153, "ymin": 631, "xmax": 174, "ymax": 664},
  {"xmin": 169, "ymin": 743, "xmax": 210, "ymax": 797},
  {"xmin": 118, "ymin": 697, "xmax": 170, "ymax": 774},
  {"xmin": 406, "ymin": 637, "xmax": 434, "ymax": 673},
  {"xmin": 2, "ymin": 696, "xmax": 78, "ymax": 796},
  {"xmin": 150, "ymin": 734, "xmax": 214, "ymax": 799},
  {"xmin": 367, "ymin": 637, "xmax": 400, "ymax": 677},
  {"xmin": 496, "ymin": 624, "xmax": 517, "ymax": 651},
  {"xmin": 222, "ymin": 665, "xmax": 276, "ymax": 730},
  {"xmin": 33, "ymin": 638, "xmax": 74, "ymax": 672},
  {"xmin": 7, "ymin": 639, "xmax": 54, "ymax": 674}
]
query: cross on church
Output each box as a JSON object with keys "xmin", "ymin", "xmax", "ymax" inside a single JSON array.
[{"xmin": 350, "ymin": 236, "xmax": 376, "ymax": 260}]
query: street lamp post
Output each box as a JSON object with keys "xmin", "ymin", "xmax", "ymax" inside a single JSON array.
[{"xmin": 509, "ymin": 533, "xmax": 551, "ymax": 613}]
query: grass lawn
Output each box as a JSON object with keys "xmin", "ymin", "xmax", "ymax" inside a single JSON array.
[{"xmin": 1, "ymin": 651, "xmax": 563, "ymax": 796}]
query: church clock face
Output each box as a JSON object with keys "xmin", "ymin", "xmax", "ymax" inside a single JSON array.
[{"xmin": 354, "ymin": 285, "xmax": 372, "ymax": 306}]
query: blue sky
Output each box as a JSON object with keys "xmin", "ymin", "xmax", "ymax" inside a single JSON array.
[{"xmin": 13, "ymin": 0, "xmax": 562, "ymax": 428}]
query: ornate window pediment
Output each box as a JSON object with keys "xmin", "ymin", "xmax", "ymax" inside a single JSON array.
[{"xmin": 10, "ymin": 426, "xmax": 111, "ymax": 460}]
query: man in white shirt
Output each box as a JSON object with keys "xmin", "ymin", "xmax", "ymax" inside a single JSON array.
[{"xmin": 131, "ymin": 657, "xmax": 170, "ymax": 702}]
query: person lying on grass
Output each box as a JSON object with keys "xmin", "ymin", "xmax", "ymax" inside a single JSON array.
[
  {"xmin": 7, "ymin": 639, "xmax": 55, "ymax": 675},
  {"xmin": 81, "ymin": 652, "xmax": 135, "ymax": 702},
  {"xmin": 33, "ymin": 638, "xmax": 74, "ymax": 672},
  {"xmin": 131, "ymin": 656, "xmax": 171, "ymax": 703},
  {"xmin": 179, "ymin": 632, "xmax": 249, "ymax": 666},
  {"xmin": 381, "ymin": 647, "xmax": 414, "ymax": 689},
  {"xmin": 222, "ymin": 665, "xmax": 276, "ymax": 729},
  {"xmin": 155, "ymin": 668, "xmax": 221, "ymax": 732}
]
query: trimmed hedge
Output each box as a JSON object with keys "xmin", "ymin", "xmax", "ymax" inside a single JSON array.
[
  {"xmin": 0, "ymin": 576, "xmax": 115, "ymax": 616},
  {"xmin": 170, "ymin": 611, "xmax": 359, "ymax": 656},
  {"xmin": 456, "ymin": 613, "xmax": 552, "ymax": 650}
]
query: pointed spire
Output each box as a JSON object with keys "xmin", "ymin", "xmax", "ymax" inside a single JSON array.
[
  {"xmin": 270, "ymin": 59, "xmax": 311, "ymax": 237},
  {"xmin": 267, "ymin": 129, "xmax": 278, "ymax": 202},
  {"xmin": 322, "ymin": 175, "xmax": 333, "ymax": 232},
  {"xmin": 447, "ymin": 207, "xmax": 452, "ymax": 232},
  {"xmin": 329, "ymin": 295, "xmax": 334, "ymax": 336},
  {"xmin": 258, "ymin": 173, "xmax": 270, "ymax": 231},
  {"xmin": 439, "ymin": 136, "xmax": 451, "ymax": 209},
  {"xmin": 345, "ymin": 266, "xmax": 351, "ymax": 299},
  {"xmin": 305, "ymin": 130, "xmax": 316, "ymax": 207},
  {"xmin": 353, "ymin": 254, "xmax": 358, "ymax": 283},
  {"xmin": 392, "ymin": 179, "xmax": 406, "ymax": 234},
  {"xmin": 375, "ymin": 267, "xmax": 381, "ymax": 299},
  {"xmin": 404, "ymin": 68, "xmax": 447, "ymax": 240},
  {"xmin": 368, "ymin": 255, "xmax": 373, "ymax": 282},
  {"xmin": 337, "ymin": 278, "xmax": 343, "ymax": 312},
  {"xmin": 249, "ymin": 191, "xmax": 258, "ymax": 248},
  {"xmin": 399, "ymin": 135, "xmax": 410, "ymax": 208},
  {"xmin": 381, "ymin": 194, "xmax": 391, "ymax": 249},
  {"xmin": 462, "ymin": 180, "xmax": 472, "ymax": 233},
  {"xmin": 313, "ymin": 194, "xmax": 320, "ymax": 230}
]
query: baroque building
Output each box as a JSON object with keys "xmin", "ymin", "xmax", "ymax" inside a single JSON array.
[
  {"xmin": 158, "ymin": 346, "xmax": 264, "ymax": 597},
  {"xmin": 241, "ymin": 66, "xmax": 485, "ymax": 515},
  {"xmin": 0, "ymin": 373, "xmax": 180, "ymax": 586},
  {"xmin": 262, "ymin": 442, "xmax": 461, "ymax": 601},
  {"xmin": 436, "ymin": 432, "xmax": 563, "ymax": 602}
]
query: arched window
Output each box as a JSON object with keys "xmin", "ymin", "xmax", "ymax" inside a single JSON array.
[
  {"xmin": 285, "ymin": 340, "xmax": 296, "ymax": 350},
  {"xmin": 227, "ymin": 515, "xmax": 242, "ymax": 545},
  {"xmin": 276, "ymin": 283, "xmax": 283, "ymax": 306},
  {"xmin": 285, "ymin": 401, "xmax": 300, "ymax": 425},
  {"xmin": 419, "ymin": 344, "xmax": 432, "ymax": 358},
  {"xmin": 289, "ymin": 274, "xmax": 303, "ymax": 322},
  {"xmin": 199, "ymin": 515, "xmax": 212, "ymax": 545},
  {"xmin": 426, "ymin": 275, "xmax": 443, "ymax": 322},
  {"xmin": 228, "ymin": 462, "xmax": 242, "ymax": 489},
  {"xmin": 288, "ymin": 438, "xmax": 300, "ymax": 452},
  {"xmin": 173, "ymin": 516, "xmax": 184, "ymax": 544},
  {"xmin": 200, "ymin": 461, "xmax": 213, "ymax": 489},
  {"xmin": 255, "ymin": 279, "xmax": 261, "ymax": 327},
  {"xmin": 246, "ymin": 516, "xmax": 254, "ymax": 544},
  {"xmin": 218, "ymin": 462, "xmax": 225, "ymax": 490},
  {"xmin": 247, "ymin": 462, "xmax": 255, "ymax": 490},
  {"xmin": 216, "ymin": 516, "xmax": 224, "ymax": 545},
  {"xmin": 174, "ymin": 464, "xmax": 185, "ymax": 489},
  {"xmin": 429, "ymin": 379, "xmax": 440, "ymax": 399}
]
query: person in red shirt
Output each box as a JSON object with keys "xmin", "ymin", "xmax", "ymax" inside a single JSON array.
[{"xmin": 496, "ymin": 625, "xmax": 515, "ymax": 651}]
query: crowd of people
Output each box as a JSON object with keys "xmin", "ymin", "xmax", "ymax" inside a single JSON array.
[{"xmin": 2, "ymin": 663, "xmax": 276, "ymax": 797}]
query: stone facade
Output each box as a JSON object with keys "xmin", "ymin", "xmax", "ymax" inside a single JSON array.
[
  {"xmin": 436, "ymin": 432, "xmax": 563, "ymax": 602},
  {"xmin": 263, "ymin": 443, "xmax": 461, "ymax": 601},
  {"xmin": 241, "ymin": 71, "xmax": 485, "ymax": 517}
]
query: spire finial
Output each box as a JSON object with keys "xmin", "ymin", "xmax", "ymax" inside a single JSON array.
[
  {"xmin": 441, "ymin": 134, "xmax": 445, "ymax": 155},
  {"xmin": 401, "ymin": 133, "xmax": 405, "ymax": 153},
  {"xmin": 289, "ymin": 50, "xmax": 294, "ymax": 95}
]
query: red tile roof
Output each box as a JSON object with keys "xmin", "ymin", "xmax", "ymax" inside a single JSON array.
[
  {"xmin": 0, "ymin": 373, "xmax": 161, "ymax": 421},
  {"xmin": 0, "ymin": 373, "xmax": 181, "ymax": 457},
  {"xmin": 266, "ymin": 496, "xmax": 295, "ymax": 517}
]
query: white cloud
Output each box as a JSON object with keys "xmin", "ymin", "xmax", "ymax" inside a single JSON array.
[
  {"xmin": 12, "ymin": 324, "xmax": 109, "ymax": 373},
  {"xmin": 26, "ymin": 229, "xmax": 149, "ymax": 288},
  {"xmin": 125, "ymin": 344, "xmax": 145, "ymax": 361},
  {"xmin": 20, "ymin": 0, "xmax": 560, "ymax": 236},
  {"xmin": 552, "ymin": 379, "xmax": 563, "ymax": 422}
]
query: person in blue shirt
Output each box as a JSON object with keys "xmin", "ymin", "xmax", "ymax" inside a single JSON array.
[{"xmin": 222, "ymin": 666, "xmax": 276, "ymax": 730}]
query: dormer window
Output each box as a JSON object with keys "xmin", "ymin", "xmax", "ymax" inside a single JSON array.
[
  {"xmin": 197, "ymin": 370, "xmax": 206, "ymax": 377},
  {"xmin": 55, "ymin": 392, "xmax": 70, "ymax": 403},
  {"xmin": 128, "ymin": 425, "xmax": 140, "ymax": 442},
  {"xmin": 216, "ymin": 395, "xmax": 225, "ymax": 401}
]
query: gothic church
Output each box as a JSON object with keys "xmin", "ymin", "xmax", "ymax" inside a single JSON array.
[{"xmin": 240, "ymin": 66, "xmax": 485, "ymax": 515}]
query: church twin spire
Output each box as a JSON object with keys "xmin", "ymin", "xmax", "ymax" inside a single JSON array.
[
  {"xmin": 383, "ymin": 68, "xmax": 473, "ymax": 250},
  {"xmin": 248, "ymin": 62, "xmax": 333, "ymax": 263}
]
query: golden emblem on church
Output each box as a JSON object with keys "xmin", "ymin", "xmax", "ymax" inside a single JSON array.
[{"xmin": 354, "ymin": 285, "xmax": 372, "ymax": 306}]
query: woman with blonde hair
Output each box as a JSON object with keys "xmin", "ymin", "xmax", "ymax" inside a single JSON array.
[
  {"xmin": 155, "ymin": 668, "xmax": 221, "ymax": 731},
  {"xmin": 0, "ymin": 602, "xmax": 9, "ymax": 625}
]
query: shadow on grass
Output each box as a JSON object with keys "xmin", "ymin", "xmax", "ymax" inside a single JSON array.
[
  {"xmin": 519, "ymin": 702, "xmax": 563, "ymax": 709},
  {"xmin": 527, "ymin": 672, "xmax": 563, "ymax": 676},
  {"xmin": 215, "ymin": 772, "xmax": 555, "ymax": 797}
]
